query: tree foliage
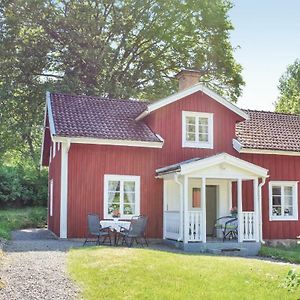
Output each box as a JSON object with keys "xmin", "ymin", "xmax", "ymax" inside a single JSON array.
[
  {"xmin": 275, "ymin": 59, "xmax": 300, "ymax": 114},
  {"xmin": 0, "ymin": 0, "xmax": 244, "ymax": 168}
]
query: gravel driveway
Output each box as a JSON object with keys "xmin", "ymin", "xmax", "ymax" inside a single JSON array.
[{"xmin": 0, "ymin": 229, "xmax": 82, "ymax": 300}]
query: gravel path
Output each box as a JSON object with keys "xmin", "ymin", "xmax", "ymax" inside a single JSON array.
[{"xmin": 0, "ymin": 229, "xmax": 82, "ymax": 300}]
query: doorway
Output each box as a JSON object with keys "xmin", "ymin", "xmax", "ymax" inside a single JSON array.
[{"xmin": 206, "ymin": 185, "xmax": 218, "ymax": 236}]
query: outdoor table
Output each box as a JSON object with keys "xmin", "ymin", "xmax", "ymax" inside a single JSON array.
[{"xmin": 100, "ymin": 219, "xmax": 131, "ymax": 245}]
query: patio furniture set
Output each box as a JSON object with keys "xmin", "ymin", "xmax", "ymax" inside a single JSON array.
[{"xmin": 83, "ymin": 214, "xmax": 149, "ymax": 247}]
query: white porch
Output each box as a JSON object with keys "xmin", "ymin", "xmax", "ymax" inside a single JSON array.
[{"xmin": 157, "ymin": 153, "xmax": 268, "ymax": 250}]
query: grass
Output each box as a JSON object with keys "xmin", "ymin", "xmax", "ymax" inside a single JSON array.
[
  {"xmin": 0, "ymin": 206, "xmax": 47, "ymax": 239},
  {"xmin": 260, "ymin": 245, "xmax": 300, "ymax": 264},
  {"xmin": 68, "ymin": 247, "xmax": 300, "ymax": 300}
]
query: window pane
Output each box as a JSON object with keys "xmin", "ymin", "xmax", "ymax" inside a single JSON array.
[
  {"xmin": 108, "ymin": 203, "xmax": 120, "ymax": 214},
  {"xmin": 199, "ymin": 125, "xmax": 208, "ymax": 134},
  {"xmin": 199, "ymin": 117, "xmax": 208, "ymax": 126},
  {"xmin": 272, "ymin": 196, "xmax": 281, "ymax": 206},
  {"xmin": 123, "ymin": 203, "xmax": 135, "ymax": 215},
  {"xmin": 187, "ymin": 133, "xmax": 195, "ymax": 141},
  {"xmin": 108, "ymin": 192, "xmax": 120, "ymax": 203},
  {"xmin": 284, "ymin": 206, "xmax": 293, "ymax": 216},
  {"xmin": 124, "ymin": 192, "xmax": 135, "ymax": 203},
  {"xmin": 186, "ymin": 116, "xmax": 195, "ymax": 125},
  {"xmin": 285, "ymin": 195, "xmax": 293, "ymax": 206},
  {"xmin": 272, "ymin": 206, "xmax": 281, "ymax": 216},
  {"xmin": 124, "ymin": 181, "xmax": 135, "ymax": 192},
  {"xmin": 108, "ymin": 181, "xmax": 120, "ymax": 192},
  {"xmin": 284, "ymin": 186, "xmax": 293, "ymax": 196},
  {"xmin": 272, "ymin": 186, "xmax": 281, "ymax": 196},
  {"xmin": 186, "ymin": 124, "xmax": 196, "ymax": 133},
  {"xmin": 199, "ymin": 133, "xmax": 208, "ymax": 142}
]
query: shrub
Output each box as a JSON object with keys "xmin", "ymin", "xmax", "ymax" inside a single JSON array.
[{"xmin": 0, "ymin": 165, "xmax": 48, "ymax": 207}]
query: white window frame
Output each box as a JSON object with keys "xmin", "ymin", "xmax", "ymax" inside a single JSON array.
[
  {"xmin": 104, "ymin": 175, "xmax": 140, "ymax": 219},
  {"xmin": 269, "ymin": 181, "xmax": 298, "ymax": 221},
  {"xmin": 182, "ymin": 111, "xmax": 213, "ymax": 149},
  {"xmin": 49, "ymin": 179, "xmax": 54, "ymax": 217}
]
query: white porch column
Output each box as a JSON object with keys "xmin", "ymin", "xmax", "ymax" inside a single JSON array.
[
  {"xmin": 163, "ymin": 180, "xmax": 167, "ymax": 239},
  {"xmin": 253, "ymin": 178, "xmax": 259, "ymax": 242},
  {"xmin": 237, "ymin": 178, "xmax": 243, "ymax": 242},
  {"xmin": 183, "ymin": 176, "xmax": 189, "ymax": 244},
  {"xmin": 201, "ymin": 177, "xmax": 206, "ymax": 243}
]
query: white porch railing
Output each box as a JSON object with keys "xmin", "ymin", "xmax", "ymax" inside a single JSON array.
[
  {"xmin": 164, "ymin": 211, "xmax": 180, "ymax": 240},
  {"xmin": 188, "ymin": 211, "xmax": 202, "ymax": 242},
  {"xmin": 241, "ymin": 211, "xmax": 256, "ymax": 241}
]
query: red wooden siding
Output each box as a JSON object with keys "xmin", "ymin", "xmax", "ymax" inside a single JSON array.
[
  {"xmin": 241, "ymin": 153, "xmax": 300, "ymax": 239},
  {"xmin": 48, "ymin": 141, "xmax": 61, "ymax": 236}
]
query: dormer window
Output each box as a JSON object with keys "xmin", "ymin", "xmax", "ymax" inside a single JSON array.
[{"xmin": 182, "ymin": 111, "xmax": 213, "ymax": 148}]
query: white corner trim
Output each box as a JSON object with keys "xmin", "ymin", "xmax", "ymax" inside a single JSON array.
[
  {"xmin": 156, "ymin": 134, "xmax": 165, "ymax": 143},
  {"xmin": 135, "ymin": 83, "xmax": 249, "ymax": 120},
  {"xmin": 268, "ymin": 181, "xmax": 299, "ymax": 221},
  {"xmin": 52, "ymin": 136, "xmax": 163, "ymax": 149},
  {"xmin": 46, "ymin": 91, "xmax": 56, "ymax": 136},
  {"xmin": 60, "ymin": 141, "xmax": 69, "ymax": 238},
  {"xmin": 182, "ymin": 111, "xmax": 214, "ymax": 149},
  {"xmin": 237, "ymin": 147, "xmax": 300, "ymax": 157}
]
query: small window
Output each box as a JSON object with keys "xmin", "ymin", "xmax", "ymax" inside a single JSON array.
[
  {"xmin": 182, "ymin": 111, "xmax": 213, "ymax": 148},
  {"xmin": 104, "ymin": 175, "xmax": 140, "ymax": 219},
  {"xmin": 269, "ymin": 181, "xmax": 298, "ymax": 221},
  {"xmin": 49, "ymin": 179, "xmax": 53, "ymax": 217},
  {"xmin": 192, "ymin": 188, "xmax": 201, "ymax": 208}
]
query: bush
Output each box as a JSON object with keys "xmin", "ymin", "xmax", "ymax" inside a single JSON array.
[{"xmin": 0, "ymin": 165, "xmax": 48, "ymax": 208}]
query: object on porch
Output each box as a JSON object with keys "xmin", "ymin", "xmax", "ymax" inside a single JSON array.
[
  {"xmin": 83, "ymin": 213, "xmax": 112, "ymax": 246},
  {"xmin": 118, "ymin": 215, "xmax": 149, "ymax": 247},
  {"xmin": 230, "ymin": 207, "xmax": 238, "ymax": 217},
  {"xmin": 100, "ymin": 219, "xmax": 131, "ymax": 246},
  {"xmin": 213, "ymin": 216, "xmax": 238, "ymax": 241}
]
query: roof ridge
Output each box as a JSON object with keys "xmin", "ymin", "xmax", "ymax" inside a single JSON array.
[
  {"xmin": 50, "ymin": 92, "xmax": 150, "ymax": 105},
  {"xmin": 242, "ymin": 108, "xmax": 300, "ymax": 117}
]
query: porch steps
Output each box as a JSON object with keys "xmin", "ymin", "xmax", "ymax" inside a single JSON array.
[{"xmin": 206, "ymin": 247, "xmax": 248, "ymax": 256}]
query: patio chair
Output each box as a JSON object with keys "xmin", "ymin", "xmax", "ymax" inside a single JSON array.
[
  {"xmin": 213, "ymin": 216, "xmax": 238, "ymax": 241},
  {"xmin": 118, "ymin": 215, "xmax": 148, "ymax": 247},
  {"xmin": 83, "ymin": 213, "xmax": 112, "ymax": 246}
]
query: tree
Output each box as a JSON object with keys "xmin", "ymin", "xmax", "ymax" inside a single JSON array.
[
  {"xmin": 275, "ymin": 59, "xmax": 300, "ymax": 114},
  {"xmin": 0, "ymin": 0, "xmax": 244, "ymax": 167}
]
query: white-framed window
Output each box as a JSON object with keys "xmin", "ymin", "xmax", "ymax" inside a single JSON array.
[
  {"xmin": 182, "ymin": 111, "xmax": 213, "ymax": 148},
  {"xmin": 269, "ymin": 181, "xmax": 298, "ymax": 221},
  {"xmin": 104, "ymin": 175, "xmax": 140, "ymax": 219},
  {"xmin": 49, "ymin": 179, "xmax": 54, "ymax": 217}
]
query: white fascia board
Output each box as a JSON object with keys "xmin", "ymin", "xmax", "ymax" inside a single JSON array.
[
  {"xmin": 39, "ymin": 101, "xmax": 48, "ymax": 168},
  {"xmin": 135, "ymin": 83, "xmax": 249, "ymax": 120},
  {"xmin": 180, "ymin": 152, "xmax": 268, "ymax": 178},
  {"xmin": 52, "ymin": 136, "xmax": 163, "ymax": 148},
  {"xmin": 232, "ymin": 138, "xmax": 243, "ymax": 152},
  {"xmin": 46, "ymin": 91, "xmax": 56, "ymax": 136},
  {"xmin": 239, "ymin": 147, "xmax": 300, "ymax": 157}
]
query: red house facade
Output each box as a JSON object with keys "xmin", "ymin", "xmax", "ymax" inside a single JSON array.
[{"xmin": 41, "ymin": 70, "xmax": 300, "ymax": 252}]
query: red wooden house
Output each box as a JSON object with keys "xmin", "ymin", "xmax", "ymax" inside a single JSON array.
[{"xmin": 41, "ymin": 69, "xmax": 300, "ymax": 253}]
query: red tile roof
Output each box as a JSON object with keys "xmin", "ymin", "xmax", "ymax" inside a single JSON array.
[
  {"xmin": 50, "ymin": 93, "xmax": 161, "ymax": 143},
  {"xmin": 236, "ymin": 110, "xmax": 300, "ymax": 152}
]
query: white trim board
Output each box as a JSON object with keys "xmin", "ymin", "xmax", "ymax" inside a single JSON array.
[
  {"xmin": 136, "ymin": 83, "xmax": 249, "ymax": 121},
  {"xmin": 46, "ymin": 91, "xmax": 56, "ymax": 136},
  {"xmin": 233, "ymin": 138, "xmax": 300, "ymax": 157},
  {"xmin": 52, "ymin": 136, "xmax": 163, "ymax": 148}
]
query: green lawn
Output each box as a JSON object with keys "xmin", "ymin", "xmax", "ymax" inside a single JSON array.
[
  {"xmin": 260, "ymin": 245, "xmax": 300, "ymax": 264},
  {"xmin": 0, "ymin": 206, "xmax": 47, "ymax": 239},
  {"xmin": 68, "ymin": 247, "xmax": 300, "ymax": 300}
]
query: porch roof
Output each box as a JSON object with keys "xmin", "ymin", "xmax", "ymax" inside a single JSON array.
[{"xmin": 156, "ymin": 152, "xmax": 269, "ymax": 178}]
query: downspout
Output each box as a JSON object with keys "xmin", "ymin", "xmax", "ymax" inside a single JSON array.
[
  {"xmin": 258, "ymin": 177, "xmax": 266, "ymax": 244},
  {"xmin": 174, "ymin": 174, "xmax": 183, "ymax": 241}
]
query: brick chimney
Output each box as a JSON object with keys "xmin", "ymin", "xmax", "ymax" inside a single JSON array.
[{"xmin": 175, "ymin": 69, "xmax": 201, "ymax": 91}]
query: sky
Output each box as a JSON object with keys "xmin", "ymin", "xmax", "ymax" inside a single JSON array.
[{"xmin": 229, "ymin": 1, "xmax": 300, "ymax": 111}]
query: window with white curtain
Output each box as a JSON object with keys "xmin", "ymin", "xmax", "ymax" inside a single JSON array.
[{"xmin": 104, "ymin": 175, "xmax": 140, "ymax": 219}]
